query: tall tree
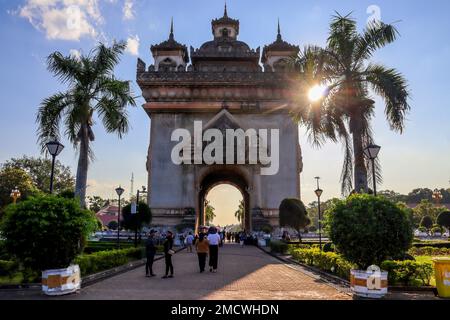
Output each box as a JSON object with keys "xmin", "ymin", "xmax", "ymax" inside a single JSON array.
[
  {"xmin": 0, "ymin": 168, "xmax": 38, "ymax": 211},
  {"xmin": 234, "ymin": 199, "xmax": 245, "ymax": 229},
  {"xmin": 279, "ymin": 198, "xmax": 310, "ymax": 242},
  {"xmin": 293, "ymin": 13, "xmax": 410, "ymax": 194},
  {"xmin": 87, "ymin": 195, "xmax": 109, "ymax": 213},
  {"xmin": 2, "ymin": 156, "xmax": 74, "ymax": 193},
  {"xmin": 37, "ymin": 42, "xmax": 136, "ymax": 207},
  {"xmin": 205, "ymin": 200, "xmax": 216, "ymax": 224}
]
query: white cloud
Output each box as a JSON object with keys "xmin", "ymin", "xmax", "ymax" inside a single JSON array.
[
  {"xmin": 123, "ymin": 0, "xmax": 135, "ymax": 20},
  {"xmin": 16, "ymin": 0, "xmax": 107, "ymax": 41},
  {"xmin": 126, "ymin": 35, "xmax": 139, "ymax": 56},
  {"xmin": 69, "ymin": 49, "xmax": 81, "ymax": 59}
]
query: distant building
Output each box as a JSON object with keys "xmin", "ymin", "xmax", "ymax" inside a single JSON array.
[{"xmin": 96, "ymin": 205, "xmax": 120, "ymax": 227}]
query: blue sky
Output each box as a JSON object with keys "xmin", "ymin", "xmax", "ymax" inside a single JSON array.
[{"xmin": 0, "ymin": 0, "xmax": 449, "ymax": 224}]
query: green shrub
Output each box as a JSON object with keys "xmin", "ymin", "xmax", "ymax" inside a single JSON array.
[
  {"xmin": 74, "ymin": 247, "xmax": 144, "ymax": 276},
  {"xmin": 431, "ymin": 225, "xmax": 443, "ymax": 235},
  {"xmin": 323, "ymin": 242, "xmax": 335, "ymax": 253},
  {"xmin": 0, "ymin": 260, "xmax": 19, "ymax": 278},
  {"xmin": 324, "ymin": 194, "xmax": 413, "ymax": 269},
  {"xmin": 269, "ymin": 240, "xmax": 289, "ymax": 254},
  {"xmin": 290, "ymin": 248, "xmax": 434, "ymax": 286},
  {"xmin": 420, "ymin": 216, "xmax": 433, "ymax": 230},
  {"xmin": 121, "ymin": 202, "xmax": 152, "ymax": 231},
  {"xmin": 437, "ymin": 211, "xmax": 450, "ymax": 232},
  {"xmin": 0, "ymin": 195, "xmax": 98, "ymax": 271},
  {"xmin": 380, "ymin": 260, "xmax": 433, "ymax": 286},
  {"xmin": 279, "ymin": 198, "xmax": 310, "ymax": 240},
  {"xmin": 291, "ymin": 248, "xmax": 354, "ymax": 280}
]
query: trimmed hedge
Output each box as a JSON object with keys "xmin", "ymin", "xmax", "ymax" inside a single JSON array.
[
  {"xmin": 291, "ymin": 248, "xmax": 353, "ymax": 280},
  {"xmin": 269, "ymin": 240, "xmax": 289, "ymax": 254},
  {"xmin": 74, "ymin": 247, "xmax": 145, "ymax": 276},
  {"xmin": 380, "ymin": 260, "xmax": 433, "ymax": 286},
  {"xmin": 408, "ymin": 246, "xmax": 450, "ymax": 256},
  {"xmin": 291, "ymin": 248, "xmax": 435, "ymax": 287},
  {"xmin": 83, "ymin": 241, "xmax": 136, "ymax": 254},
  {"xmin": 412, "ymin": 241, "xmax": 450, "ymax": 249}
]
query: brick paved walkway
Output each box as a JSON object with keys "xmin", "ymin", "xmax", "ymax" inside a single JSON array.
[
  {"xmin": 61, "ymin": 244, "xmax": 351, "ymax": 300},
  {"xmin": 0, "ymin": 244, "xmax": 441, "ymax": 300}
]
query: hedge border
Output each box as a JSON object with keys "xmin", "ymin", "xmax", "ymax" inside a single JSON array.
[
  {"xmin": 259, "ymin": 244, "xmax": 435, "ymax": 293},
  {"xmin": 0, "ymin": 247, "xmax": 185, "ymax": 291}
]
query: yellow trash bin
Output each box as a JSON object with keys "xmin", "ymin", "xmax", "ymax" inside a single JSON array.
[{"xmin": 432, "ymin": 257, "xmax": 450, "ymax": 298}]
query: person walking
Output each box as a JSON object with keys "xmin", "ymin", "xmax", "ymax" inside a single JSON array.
[
  {"xmin": 239, "ymin": 232, "xmax": 245, "ymax": 247},
  {"xmin": 162, "ymin": 231, "xmax": 175, "ymax": 279},
  {"xmin": 185, "ymin": 232, "xmax": 195, "ymax": 253},
  {"xmin": 145, "ymin": 230, "xmax": 157, "ymax": 277},
  {"xmin": 195, "ymin": 233, "xmax": 209, "ymax": 272},
  {"xmin": 207, "ymin": 227, "xmax": 221, "ymax": 273}
]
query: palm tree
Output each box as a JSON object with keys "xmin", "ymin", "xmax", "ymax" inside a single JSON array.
[
  {"xmin": 234, "ymin": 200, "xmax": 245, "ymax": 227},
  {"xmin": 37, "ymin": 42, "xmax": 136, "ymax": 207},
  {"xmin": 293, "ymin": 13, "xmax": 410, "ymax": 194},
  {"xmin": 205, "ymin": 200, "xmax": 216, "ymax": 224}
]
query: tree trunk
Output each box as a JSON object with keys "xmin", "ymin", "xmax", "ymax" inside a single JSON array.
[
  {"xmin": 75, "ymin": 124, "xmax": 90, "ymax": 208},
  {"xmin": 350, "ymin": 116, "xmax": 368, "ymax": 194}
]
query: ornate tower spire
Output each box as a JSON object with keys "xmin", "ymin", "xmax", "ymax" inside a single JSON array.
[
  {"xmin": 224, "ymin": 1, "xmax": 228, "ymax": 17},
  {"xmin": 169, "ymin": 17, "xmax": 174, "ymax": 40},
  {"xmin": 277, "ymin": 18, "xmax": 282, "ymax": 41}
]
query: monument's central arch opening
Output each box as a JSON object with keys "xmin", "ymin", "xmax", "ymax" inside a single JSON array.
[{"xmin": 198, "ymin": 166, "xmax": 250, "ymax": 231}]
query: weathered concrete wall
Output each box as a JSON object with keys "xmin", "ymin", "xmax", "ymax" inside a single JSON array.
[{"xmin": 147, "ymin": 110, "xmax": 300, "ymax": 228}]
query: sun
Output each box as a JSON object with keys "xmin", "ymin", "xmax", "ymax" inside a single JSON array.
[{"xmin": 308, "ymin": 85, "xmax": 327, "ymax": 102}]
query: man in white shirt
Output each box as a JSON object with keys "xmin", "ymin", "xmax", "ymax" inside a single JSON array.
[{"xmin": 207, "ymin": 227, "xmax": 221, "ymax": 272}]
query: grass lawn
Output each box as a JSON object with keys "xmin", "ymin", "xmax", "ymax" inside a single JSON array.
[{"xmin": 413, "ymin": 255, "xmax": 450, "ymax": 287}]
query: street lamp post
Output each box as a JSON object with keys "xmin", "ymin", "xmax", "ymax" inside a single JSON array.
[
  {"xmin": 45, "ymin": 141, "xmax": 65, "ymax": 194},
  {"xmin": 134, "ymin": 186, "xmax": 148, "ymax": 247},
  {"xmin": 10, "ymin": 187, "xmax": 21, "ymax": 204},
  {"xmin": 314, "ymin": 177, "xmax": 323, "ymax": 251},
  {"xmin": 364, "ymin": 144, "xmax": 381, "ymax": 196},
  {"xmin": 115, "ymin": 186, "xmax": 125, "ymax": 249}
]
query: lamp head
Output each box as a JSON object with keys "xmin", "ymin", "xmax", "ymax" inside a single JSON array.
[
  {"xmin": 315, "ymin": 188, "xmax": 323, "ymax": 198},
  {"xmin": 115, "ymin": 186, "xmax": 125, "ymax": 197},
  {"xmin": 46, "ymin": 140, "xmax": 65, "ymax": 157},
  {"xmin": 364, "ymin": 144, "xmax": 381, "ymax": 159}
]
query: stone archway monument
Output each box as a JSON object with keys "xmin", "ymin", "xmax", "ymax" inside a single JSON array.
[{"xmin": 137, "ymin": 7, "xmax": 304, "ymax": 231}]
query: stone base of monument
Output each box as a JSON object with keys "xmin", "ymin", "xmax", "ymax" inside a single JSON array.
[{"xmin": 42, "ymin": 265, "xmax": 81, "ymax": 296}]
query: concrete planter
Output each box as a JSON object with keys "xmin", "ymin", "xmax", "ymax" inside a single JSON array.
[
  {"xmin": 350, "ymin": 266, "xmax": 388, "ymax": 299},
  {"xmin": 42, "ymin": 265, "xmax": 81, "ymax": 296}
]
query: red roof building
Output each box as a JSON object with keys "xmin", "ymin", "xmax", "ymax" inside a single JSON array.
[{"xmin": 96, "ymin": 205, "xmax": 121, "ymax": 227}]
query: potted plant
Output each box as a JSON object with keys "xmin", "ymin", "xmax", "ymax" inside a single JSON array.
[
  {"xmin": 0, "ymin": 194, "xmax": 97, "ymax": 296},
  {"xmin": 324, "ymin": 194, "xmax": 413, "ymax": 298}
]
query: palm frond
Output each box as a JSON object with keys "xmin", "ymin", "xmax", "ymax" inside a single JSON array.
[
  {"xmin": 36, "ymin": 92, "xmax": 72, "ymax": 152},
  {"xmin": 94, "ymin": 41, "xmax": 127, "ymax": 75},
  {"xmin": 95, "ymin": 97, "xmax": 130, "ymax": 137},
  {"xmin": 365, "ymin": 64, "xmax": 410, "ymax": 132},
  {"xmin": 47, "ymin": 52, "xmax": 83, "ymax": 84},
  {"xmin": 354, "ymin": 21, "xmax": 399, "ymax": 64}
]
